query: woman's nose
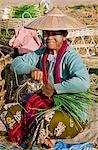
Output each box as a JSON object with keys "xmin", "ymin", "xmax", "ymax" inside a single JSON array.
[{"xmin": 47, "ymin": 35, "xmax": 54, "ymax": 39}]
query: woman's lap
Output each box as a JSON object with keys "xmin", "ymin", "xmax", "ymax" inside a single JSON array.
[{"xmin": 38, "ymin": 110, "xmax": 86, "ymax": 144}]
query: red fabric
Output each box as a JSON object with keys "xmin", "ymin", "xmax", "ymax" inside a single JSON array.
[
  {"xmin": 8, "ymin": 122, "xmax": 22, "ymax": 145},
  {"xmin": 42, "ymin": 50, "xmax": 49, "ymax": 83},
  {"xmin": 8, "ymin": 93, "xmax": 53, "ymax": 145},
  {"xmin": 54, "ymin": 41, "xmax": 68, "ymax": 83},
  {"xmin": 23, "ymin": 93, "xmax": 53, "ymax": 125}
]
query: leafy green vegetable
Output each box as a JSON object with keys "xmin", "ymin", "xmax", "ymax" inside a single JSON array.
[
  {"xmin": 12, "ymin": 4, "xmax": 45, "ymax": 18},
  {"xmin": 53, "ymin": 92, "xmax": 94, "ymax": 123}
]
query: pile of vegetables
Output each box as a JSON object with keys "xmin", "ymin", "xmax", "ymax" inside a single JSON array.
[
  {"xmin": 12, "ymin": 4, "xmax": 45, "ymax": 18},
  {"xmin": 53, "ymin": 92, "xmax": 94, "ymax": 123}
]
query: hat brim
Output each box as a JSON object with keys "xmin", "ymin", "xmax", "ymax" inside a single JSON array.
[{"xmin": 26, "ymin": 7, "xmax": 85, "ymax": 30}]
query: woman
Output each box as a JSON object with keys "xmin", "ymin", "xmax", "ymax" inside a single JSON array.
[{"xmin": 9, "ymin": 7, "xmax": 90, "ymax": 148}]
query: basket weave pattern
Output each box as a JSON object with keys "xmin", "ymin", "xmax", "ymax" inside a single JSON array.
[{"xmin": 0, "ymin": 48, "xmax": 12, "ymax": 110}]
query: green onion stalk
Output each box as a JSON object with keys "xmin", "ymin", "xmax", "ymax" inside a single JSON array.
[
  {"xmin": 30, "ymin": 84, "xmax": 95, "ymax": 123},
  {"xmin": 53, "ymin": 91, "xmax": 94, "ymax": 123}
]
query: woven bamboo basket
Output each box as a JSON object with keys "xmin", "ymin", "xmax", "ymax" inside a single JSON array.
[
  {"xmin": 0, "ymin": 45, "xmax": 13, "ymax": 109},
  {"xmin": 0, "ymin": 80, "xmax": 6, "ymax": 110},
  {"xmin": 0, "ymin": 91, "xmax": 6, "ymax": 110}
]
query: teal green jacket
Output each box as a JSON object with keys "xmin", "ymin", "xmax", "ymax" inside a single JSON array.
[{"xmin": 10, "ymin": 46, "xmax": 90, "ymax": 94}]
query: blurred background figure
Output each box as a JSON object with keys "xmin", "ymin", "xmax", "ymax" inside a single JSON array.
[
  {"xmin": 2, "ymin": 6, "xmax": 12, "ymax": 20},
  {"xmin": 40, "ymin": 0, "xmax": 51, "ymax": 13}
]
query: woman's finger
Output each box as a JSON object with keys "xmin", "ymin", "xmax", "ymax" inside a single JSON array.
[
  {"xmin": 39, "ymin": 71, "xmax": 43, "ymax": 83},
  {"xmin": 33, "ymin": 70, "xmax": 43, "ymax": 82},
  {"xmin": 33, "ymin": 70, "xmax": 36, "ymax": 80}
]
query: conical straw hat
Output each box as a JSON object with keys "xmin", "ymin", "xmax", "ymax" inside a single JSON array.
[{"xmin": 27, "ymin": 7, "xmax": 85, "ymax": 30}]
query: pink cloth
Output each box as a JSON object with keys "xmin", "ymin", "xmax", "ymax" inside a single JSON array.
[{"xmin": 9, "ymin": 26, "xmax": 41, "ymax": 54}]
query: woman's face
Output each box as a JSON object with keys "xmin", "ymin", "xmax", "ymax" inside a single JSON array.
[{"xmin": 43, "ymin": 31, "xmax": 66, "ymax": 52}]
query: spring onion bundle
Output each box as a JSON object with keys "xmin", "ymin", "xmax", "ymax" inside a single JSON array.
[{"xmin": 53, "ymin": 92, "xmax": 93, "ymax": 123}]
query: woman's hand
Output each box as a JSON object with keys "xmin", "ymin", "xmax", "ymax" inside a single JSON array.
[
  {"xmin": 31, "ymin": 68, "xmax": 43, "ymax": 84},
  {"xmin": 42, "ymin": 83, "xmax": 55, "ymax": 97}
]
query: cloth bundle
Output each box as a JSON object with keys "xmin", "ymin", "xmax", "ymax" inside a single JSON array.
[
  {"xmin": 54, "ymin": 141, "xmax": 94, "ymax": 150},
  {"xmin": 9, "ymin": 26, "xmax": 41, "ymax": 54}
]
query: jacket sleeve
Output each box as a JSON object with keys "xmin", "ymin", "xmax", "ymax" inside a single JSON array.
[
  {"xmin": 54, "ymin": 48, "xmax": 90, "ymax": 93},
  {"xmin": 10, "ymin": 52, "xmax": 40, "ymax": 74}
]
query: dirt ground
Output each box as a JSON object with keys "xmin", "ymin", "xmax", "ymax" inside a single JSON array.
[
  {"xmin": 0, "ymin": 0, "xmax": 98, "ymax": 8},
  {"xmin": 61, "ymin": 5, "xmax": 98, "ymax": 25}
]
